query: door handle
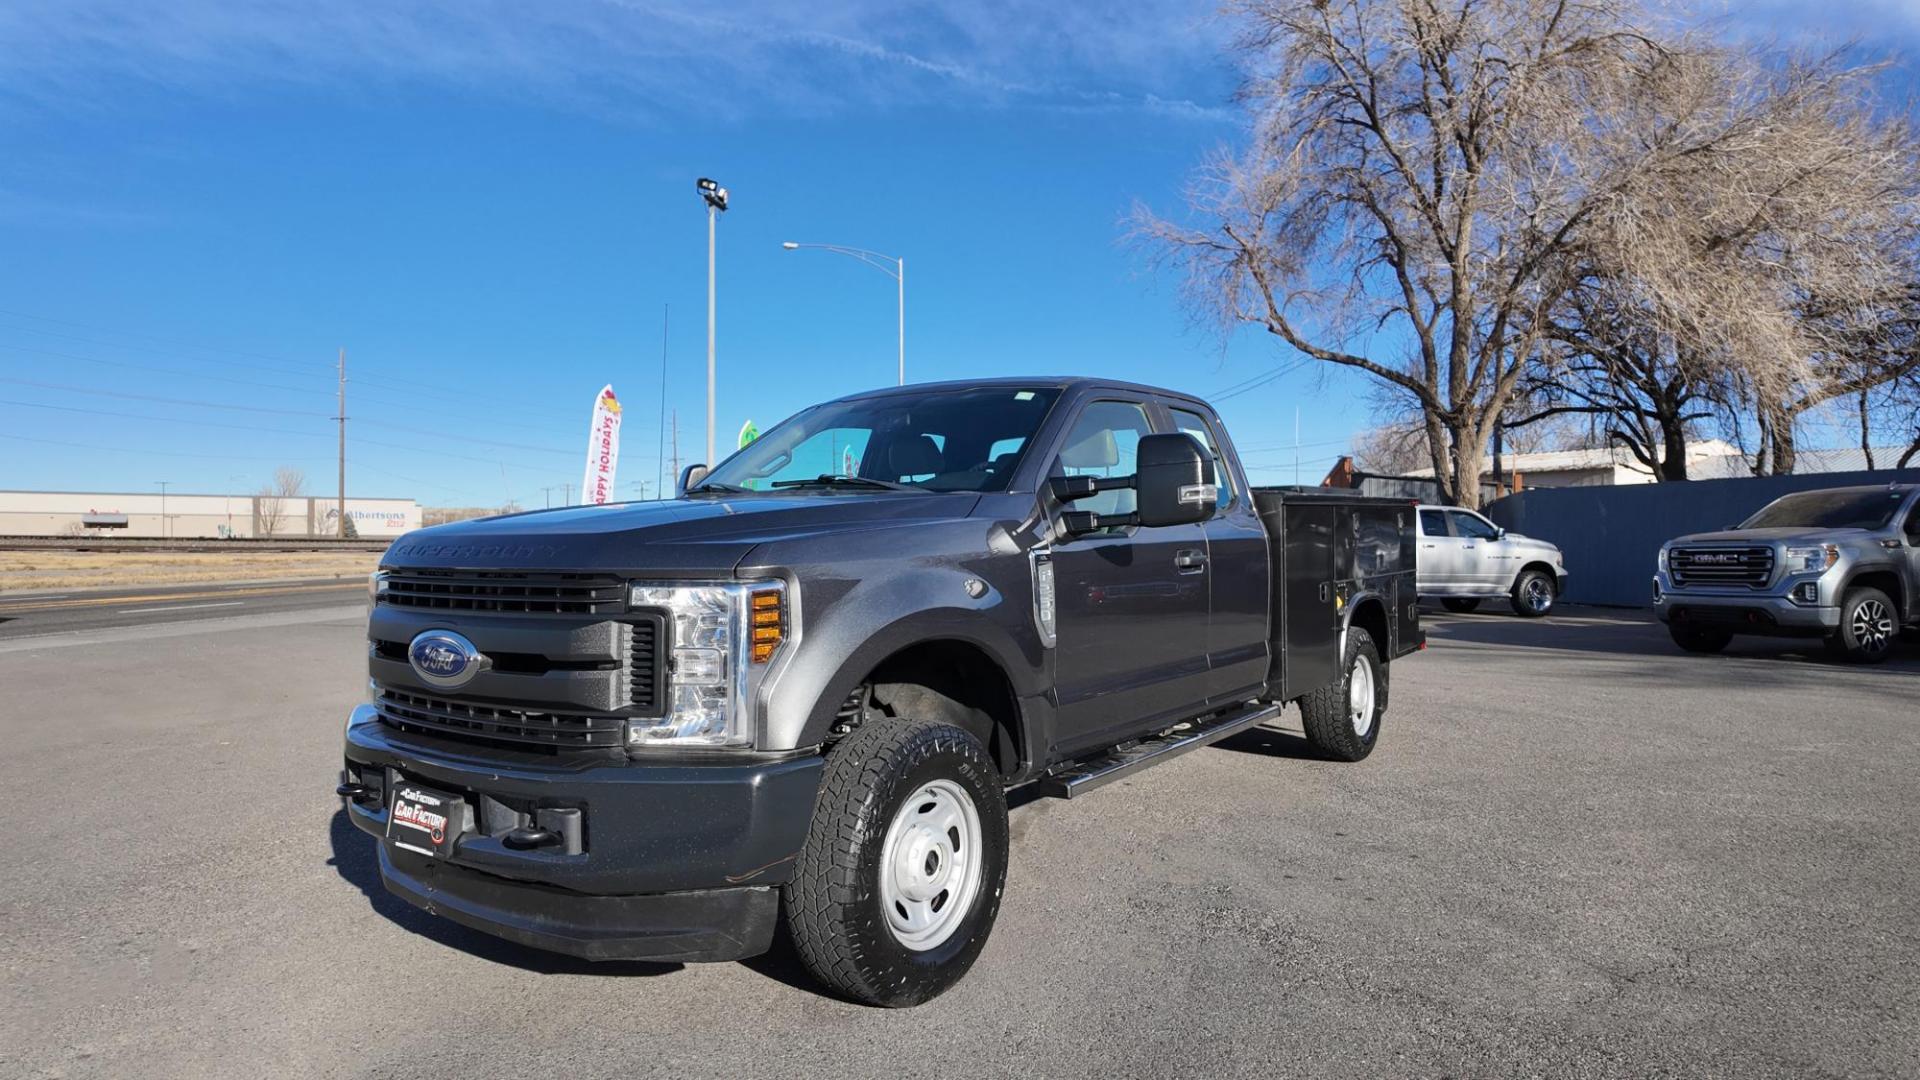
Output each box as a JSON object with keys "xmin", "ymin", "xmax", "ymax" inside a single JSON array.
[{"xmin": 1173, "ymin": 549, "xmax": 1207, "ymax": 573}]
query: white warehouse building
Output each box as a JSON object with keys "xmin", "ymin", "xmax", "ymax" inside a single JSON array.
[{"xmin": 0, "ymin": 489, "xmax": 421, "ymax": 539}]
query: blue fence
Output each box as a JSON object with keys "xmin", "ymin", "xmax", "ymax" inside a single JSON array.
[{"xmin": 1483, "ymin": 468, "xmax": 1920, "ymax": 607}]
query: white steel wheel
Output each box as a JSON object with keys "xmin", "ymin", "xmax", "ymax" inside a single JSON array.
[
  {"xmin": 1348, "ymin": 652, "xmax": 1377, "ymax": 738},
  {"xmin": 879, "ymin": 779, "xmax": 984, "ymax": 952}
]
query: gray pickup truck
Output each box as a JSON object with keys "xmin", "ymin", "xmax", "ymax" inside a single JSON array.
[
  {"xmin": 1655, "ymin": 483, "xmax": 1920, "ymax": 662},
  {"xmin": 338, "ymin": 377, "xmax": 1423, "ymax": 1006}
]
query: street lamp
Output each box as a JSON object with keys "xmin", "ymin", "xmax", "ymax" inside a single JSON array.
[
  {"xmin": 781, "ymin": 242, "xmax": 905, "ymax": 386},
  {"xmin": 698, "ymin": 177, "xmax": 729, "ymax": 468}
]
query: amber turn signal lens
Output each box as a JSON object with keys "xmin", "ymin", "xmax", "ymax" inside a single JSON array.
[{"xmin": 748, "ymin": 587, "xmax": 784, "ymax": 663}]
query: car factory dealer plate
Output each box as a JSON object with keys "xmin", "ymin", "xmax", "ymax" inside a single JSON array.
[{"xmin": 387, "ymin": 781, "xmax": 464, "ymax": 858}]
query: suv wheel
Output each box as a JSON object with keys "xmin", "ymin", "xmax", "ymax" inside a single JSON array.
[
  {"xmin": 1298, "ymin": 627, "xmax": 1384, "ymax": 762},
  {"xmin": 785, "ymin": 717, "xmax": 1008, "ymax": 1007},
  {"xmin": 1831, "ymin": 587, "xmax": 1898, "ymax": 664},
  {"xmin": 1669, "ymin": 624, "xmax": 1731, "ymax": 654},
  {"xmin": 1510, "ymin": 569, "xmax": 1555, "ymax": 618}
]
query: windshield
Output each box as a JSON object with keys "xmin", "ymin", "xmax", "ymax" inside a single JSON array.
[
  {"xmin": 693, "ymin": 386, "xmax": 1063, "ymax": 494},
  {"xmin": 1739, "ymin": 489, "xmax": 1908, "ymax": 530}
]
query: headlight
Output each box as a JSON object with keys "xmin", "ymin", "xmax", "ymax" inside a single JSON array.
[
  {"xmin": 1657, "ymin": 546, "xmax": 1668, "ymax": 572},
  {"xmin": 626, "ymin": 580, "xmax": 789, "ymax": 749},
  {"xmin": 368, "ymin": 570, "xmax": 389, "ymax": 603},
  {"xmin": 1783, "ymin": 545, "xmax": 1838, "ymax": 574}
]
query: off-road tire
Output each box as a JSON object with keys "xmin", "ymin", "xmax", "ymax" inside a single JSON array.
[
  {"xmin": 1669, "ymin": 624, "xmax": 1732, "ymax": 654},
  {"xmin": 1440, "ymin": 598, "xmax": 1481, "ymax": 614},
  {"xmin": 784, "ymin": 717, "xmax": 1009, "ymax": 1008},
  {"xmin": 1510, "ymin": 569, "xmax": 1556, "ymax": 618},
  {"xmin": 1831, "ymin": 586, "xmax": 1899, "ymax": 664},
  {"xmin": 1297, "ymin": 627, "xmax": 1384, "ymax": 762}
]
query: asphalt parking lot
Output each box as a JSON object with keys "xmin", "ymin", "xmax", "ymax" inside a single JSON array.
[{"xmin": 2, "ymin": 604, "xmax": 1916, "ymax": 1079}]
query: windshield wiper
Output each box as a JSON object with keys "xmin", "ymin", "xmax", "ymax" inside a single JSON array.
[{"xmin": 769, "ymin": 474, "xmax": 913, "ymax": 492}]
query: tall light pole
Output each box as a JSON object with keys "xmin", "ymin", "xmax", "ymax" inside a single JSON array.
[
  {"xmin": 781, "ymin": 242, "xmax": 905, "ymax": 386},
  {"xmin": 698, "ymin": 178, "xmax": 729, "ymax": 467}
]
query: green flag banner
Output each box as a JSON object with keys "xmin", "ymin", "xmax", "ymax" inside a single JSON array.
[{"xmin": 737, "ymin": 419, "xmax": 759, "ymax": 449}]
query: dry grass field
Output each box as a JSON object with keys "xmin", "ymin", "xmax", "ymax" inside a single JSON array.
[{"xmin": 0, "ymin": 550, "xmax": 382, "ymax": 593}]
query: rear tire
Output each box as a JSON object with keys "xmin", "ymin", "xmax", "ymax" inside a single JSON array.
[
  {"xmin": 1298, "ymin": 627, "xmax": 1384, "ymax": 762},
  {"xmin": 1831, "ymin": 587, "xmax": 1898, "ymax": 664},
  {"xmin": 1440, "ymin": 598, "xmax": 1481, "ymax": 614},
  {"xmin": 1668, "ymin": 624, "xmax": 1732, "ymax": 654},
  {"xmin": 785, "ymin": 717, "xmax": 1009, "ymax": 1008},
  {"xmin": 1510, "ymin": 569, "xmax": 1555, "ymax": 618}
]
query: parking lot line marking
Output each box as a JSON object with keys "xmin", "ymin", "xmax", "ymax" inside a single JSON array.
[
  {"xmin": 117, "ymin": 601, "xmax": 248, "ymax": 614},
  {"xmin": 0, "ymin": 581, "xmax": 361, "ymax": 613}
]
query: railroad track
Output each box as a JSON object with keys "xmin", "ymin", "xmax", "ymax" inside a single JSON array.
[{"xmin": 0, "ymin": 535, "xmax": 392, "ymax": 553}]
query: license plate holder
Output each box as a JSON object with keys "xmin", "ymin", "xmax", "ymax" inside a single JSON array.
[{"xmin": 386, "ymin": 778, "xmax": 466, "ymax": 858}]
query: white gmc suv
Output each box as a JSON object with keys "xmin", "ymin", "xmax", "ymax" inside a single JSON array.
[{"xmin": 1415, "ymin": 505, "xmax": 1569, "ymax": 617}]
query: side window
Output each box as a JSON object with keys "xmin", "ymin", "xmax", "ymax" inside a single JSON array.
[
  {"xmin": 1450, "ymin": 511, "xmax": 1499, "ymax": 540},
  {"xmin": 1167, "ymin": 406, "xmax": 1236, "ymax": 511},
  {"xmin": 1905, "ymin": 503, "xmax": 1920, "ymax": 540},
  {"xmin": 1419, "ymin": 510, "xmax": 1450, "ymax": 537},
  {"xmin": 1051, "ymin": 400, "xmax": 1152, "ymax": 522}
]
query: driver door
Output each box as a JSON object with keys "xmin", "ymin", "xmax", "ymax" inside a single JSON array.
[
  {"xmin": 1903, "ymin": 499, "xmax": 1920, "ymax": 619},
  {"xmin": 1046, "ymin": 399, "xmax": 1211, "ymax": 755},
  {"xmin": 1418, "ymin": 509, "xmax": 1472, "ymax": 594}
]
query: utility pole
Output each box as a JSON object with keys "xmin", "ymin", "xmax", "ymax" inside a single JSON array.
[
  {"xmin": 669, "ymin": 408, "xmax": 681, "ymax": 487},
  {"xmin": 563, "ymin": 482, "xmax": 572, "ymax": 506},
  {"xmin": 156, "ymin": 480, "xmax": 169, "ymax": 539},
  {"xmin": 335, "ymin": 347, "xmax": 348, "ymax": 537}
]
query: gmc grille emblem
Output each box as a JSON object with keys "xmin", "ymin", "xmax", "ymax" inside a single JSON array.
[{"xmin": 1691, "ymin": 553, "xmax": 1742, "ymax": 565}]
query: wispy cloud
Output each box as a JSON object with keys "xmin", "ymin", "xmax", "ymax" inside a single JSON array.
[{"xmin": 0, "ymin": 0, "xmax": 1237, "ymax": 123}]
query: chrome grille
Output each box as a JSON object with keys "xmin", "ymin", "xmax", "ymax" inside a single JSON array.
[
  {"xmin": 1669, "ymin": 546, "xmax": 1774, "ymax": 589},
  {"xmin": 376, "ymin": 689, "xmax": 626, "ymax": 752},
  {"xmin": 380, "ymin": 570, "xmax": 626, "ymax": 615}
]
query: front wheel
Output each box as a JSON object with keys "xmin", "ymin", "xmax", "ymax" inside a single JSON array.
[
  {"xmin": 1831, "ymin": 587, "xmax": 1898, "ymax": 664},
  {"xmin": 1297, "ymin": 627, "xmax": 1384, "ymax": 762},
  {"xmin": 784, "ymin": 717, "xmax": 1009, "ymax": 1007},
  {"xmin": 1510, "ymin": 569, "xmax": 1556, "ymax": 618}
]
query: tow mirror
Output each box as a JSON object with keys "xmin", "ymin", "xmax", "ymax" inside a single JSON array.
[
  {"xmin": 677, "ymin": 463, "xmax": 709, "ymax": 497},
  {"xmin": 1135, "ymin": 433, "xmax": 1215, "ymax": 527},
  {"xmin": 1051, "ymin": 433, "xmax": 1216, "ymax": 538}
]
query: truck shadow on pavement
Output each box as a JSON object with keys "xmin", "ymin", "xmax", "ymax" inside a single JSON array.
[{"xmin": 1426, "ymin": 608, "xmax": 1920, "ymax": 672}]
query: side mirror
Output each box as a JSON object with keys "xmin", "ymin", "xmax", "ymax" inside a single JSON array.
[
  {"xmin": 1495, "ymin": 526, "xmax": 1507, "ymax": 540},
  {"xmin": 677, "ymin": 463, "xmax": 709, "ymax": 497},
  {"xmin": 1135, "ymin": 433, "xmax": 1216, "ymax": 527}
]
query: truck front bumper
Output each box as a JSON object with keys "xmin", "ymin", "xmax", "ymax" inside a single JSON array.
[
  {"xmin": 341, "ymin": 705, "xmax": 823, "ymax": 962},
  {"xmin": 1651, "ymin": 577, "xmax": 1840, "ymax": 636}
]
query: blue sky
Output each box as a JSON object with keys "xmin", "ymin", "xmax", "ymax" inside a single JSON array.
[{"xmin": 0, "ymin": 1, "xmax": 1914, "ymax": 506}]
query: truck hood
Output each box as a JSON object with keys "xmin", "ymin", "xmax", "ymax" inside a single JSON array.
[
  {"xmin": 1502, "ymin": 533, "xmax": 1560, "ymax": 555},
  {"xmin": 1668, "ymin": 526, "xmax": 1861, "ymax": 545},
  {"xmin": 381, "ymin": 492, "xmax": 982, "ymax": 574}
]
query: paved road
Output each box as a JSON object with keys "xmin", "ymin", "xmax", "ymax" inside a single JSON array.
[
  {"xmin": 1, "ymin": 606, "xmax": 1915, "ymax": 1078},
  {"xmin": 0, "ymin": 578, "xmax": 366, "ymax": 640}
]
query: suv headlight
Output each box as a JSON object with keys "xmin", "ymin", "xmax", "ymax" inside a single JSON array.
[
  {"xmin": 626, "ymin": 580, "xmax": 789, "ymax": 749},
  {"xmin": 1657, "ymin": 546, "xmax": 1668, "ymax": 573},
  {"xmin": 1783, "ymin": 545, "xmax": 1838, "ymax": 574}
]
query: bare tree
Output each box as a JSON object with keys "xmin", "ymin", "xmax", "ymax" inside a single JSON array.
[
  {"xmin": 256, "ymin": 466, "xmax": 305, "ymax": 537},
  {"xmin": 1136, "ymin": 0, "xmax": 1693, "ymax": 507}
]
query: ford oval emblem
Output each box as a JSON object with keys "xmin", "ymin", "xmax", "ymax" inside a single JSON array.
[{"xmin": 408, "ymin": 629, "xmax": 488, "ymax": 689}]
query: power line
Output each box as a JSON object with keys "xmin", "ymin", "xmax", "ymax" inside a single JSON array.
[
  {"xmin": 0, "ymin": 430, "xmax": 331, "ymax": 463},
  {"xmin": 0, "ymin": 377, "xmax": 319, "ymax": 415}
]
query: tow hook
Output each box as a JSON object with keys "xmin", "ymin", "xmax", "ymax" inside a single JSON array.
[
  {"xmin": 336, "ymin": 782, "xmax": 379, "ymax": 805},
  {"xmin": 502, "ymin": 825, "xmax": 562, "ymax": 851}
]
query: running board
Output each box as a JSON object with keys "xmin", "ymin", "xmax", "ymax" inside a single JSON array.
[{"xmin": 1036, "ymin": 702, "xmax": 1283, "ymax": 799}]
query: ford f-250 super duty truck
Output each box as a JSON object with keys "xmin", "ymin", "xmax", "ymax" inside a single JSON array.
[
  {"xmin": 338, "ymin": 377, "xmax": 1424, "ymax": 1006},
  {"xmin": 1655, "ymin": 483, "xmax": 1920, "ymax": 662}
]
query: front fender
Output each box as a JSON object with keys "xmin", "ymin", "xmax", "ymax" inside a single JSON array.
[{"xmin": 758, "ymin": 563, "xmax": 1048, "ymax": 751}]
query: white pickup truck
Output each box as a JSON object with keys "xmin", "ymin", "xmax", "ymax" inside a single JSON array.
[{"xmin": 1415, "ymin": 504, "xmax": 1568, "ymax": 617}]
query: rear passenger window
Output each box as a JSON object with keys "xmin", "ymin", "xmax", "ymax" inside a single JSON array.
[
  {"xmin": 1419, "ymin": 510, "xmax": 1449, "ymax": 536},
  {"xmin": 1168, "ymin": 406, "xmax": 1236, "ymax": 512}
]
